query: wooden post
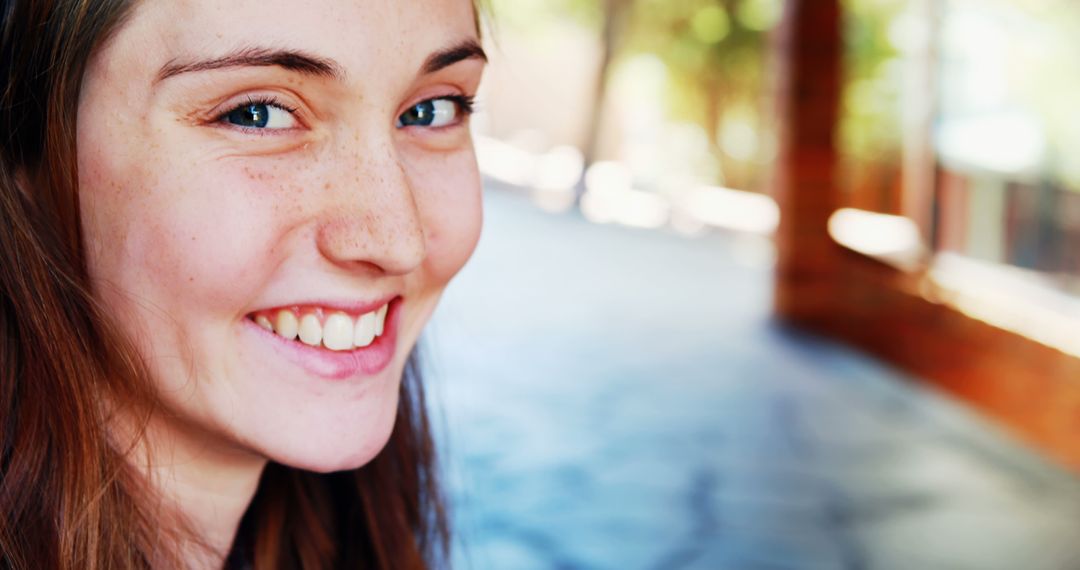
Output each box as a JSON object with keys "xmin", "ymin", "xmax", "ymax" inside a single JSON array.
[{"xmin": 772, "ymin": 0, "xmax": 843, "ymax": 326}]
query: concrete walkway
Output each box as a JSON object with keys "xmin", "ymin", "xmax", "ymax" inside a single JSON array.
[{"xmin": 427, "ymin": 188, "xmax": 1080, "ymax": 570}]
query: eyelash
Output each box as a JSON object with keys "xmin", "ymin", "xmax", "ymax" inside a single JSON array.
[
  {"xmin": 438, "ymin": 94, "xmax": 477, "ymax": 117},
  {"xmin": 244, "ymin": 95, "xmax": 297, "ymax": 114}
]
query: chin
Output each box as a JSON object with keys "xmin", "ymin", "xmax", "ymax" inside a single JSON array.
[
  {"xmin": 269, "ymin": 417, "xmax": 398, "ymax": 474},
  {"xmin": 254, "ymin": 385, "xmax": 403, "ymax": 474}
]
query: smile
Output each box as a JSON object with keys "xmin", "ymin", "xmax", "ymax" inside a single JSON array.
[{"xmin": 249, "ymin": 303, "xmax": 390, "ymax": 352}]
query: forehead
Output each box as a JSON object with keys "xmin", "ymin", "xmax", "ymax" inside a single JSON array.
[{"xmin": 108, "ymin": 0, "xmax": 477, "ymax": 83}]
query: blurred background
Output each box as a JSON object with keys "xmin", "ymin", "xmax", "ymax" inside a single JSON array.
[{"xmin": 427, "ymin": 0, "xmax": 1080, "ymax": 568}]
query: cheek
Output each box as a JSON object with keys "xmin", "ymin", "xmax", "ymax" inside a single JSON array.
[
  {"xmin": 81, "ymin": 152, "xmax": 311, "ymax": 319},
  {"xmin": 415, "ymin": 160, "xmax": 482, "ymax": 285}
]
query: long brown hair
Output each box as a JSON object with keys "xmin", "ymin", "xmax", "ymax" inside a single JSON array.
[{"xmin": 0, "ymin": 1, "xmax": 453, "ymax": 567}]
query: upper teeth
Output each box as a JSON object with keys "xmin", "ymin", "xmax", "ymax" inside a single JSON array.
[{"xmin": 253, "ymin": 304, "xmax": 389, "ymax": 352}]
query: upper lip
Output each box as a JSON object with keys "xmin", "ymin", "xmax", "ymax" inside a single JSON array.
[{"xmin": 249, "ymin": 295, "xmax": 399, "ymax": 316}]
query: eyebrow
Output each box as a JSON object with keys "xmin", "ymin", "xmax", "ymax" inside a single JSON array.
[
  {"xmin": 157, "ymin": 47, "xmax": 344, "ymax": 83},
  {"xmin": 421, "ymin": 39, "xmax": 487, "ymax": 74},
  {"xmin": 156, "ymin": 39, "xmax": 487, "ymax": 84}
]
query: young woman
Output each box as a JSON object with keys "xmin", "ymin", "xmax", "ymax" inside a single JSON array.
[{"xmin": 0, "ymin": 0, "xmax": 486, "ymax": 567}]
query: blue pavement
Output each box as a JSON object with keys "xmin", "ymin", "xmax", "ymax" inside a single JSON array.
[{"xmin": 427, "ymin": 187, "xmax": 1080, "ymax": 570}]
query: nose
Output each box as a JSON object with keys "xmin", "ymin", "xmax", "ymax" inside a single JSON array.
[{"xmin": 315, "ymin": 141, "xmax": 426, "ymax": 275}]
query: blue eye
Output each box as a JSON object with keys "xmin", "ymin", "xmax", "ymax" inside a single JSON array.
[
  {"xmin": 221, "ymin": 100, "xmax": 298, "ymax": 130},
  {"xmin": 396, "ymin": 96, "xmax": 474, "ymax": 129}
]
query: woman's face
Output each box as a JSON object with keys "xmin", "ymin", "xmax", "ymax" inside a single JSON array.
[{"xmin": 78, "ymin": 0, "xmax": 484, "ymax": 472}]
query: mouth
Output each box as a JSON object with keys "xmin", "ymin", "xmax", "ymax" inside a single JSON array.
[
  {"xmin": 248, "ymin": 301, "xmax": 391, "ymax": 352},
  {"xmin": 243, "ymin": 298, "xmax": 401, "ymax": 380}
]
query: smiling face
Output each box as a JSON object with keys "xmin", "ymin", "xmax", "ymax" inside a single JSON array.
[{"xmin": 77, "ymin": 0, "xmax": 484, "ymax": 473}]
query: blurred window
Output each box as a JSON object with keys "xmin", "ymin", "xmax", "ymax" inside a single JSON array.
[
  {"xmin": 840, "ymin": 0, "xmax": 1080, "ymax": 296},
  {"xmin": 934, "ymin": 0, "xmax": 1080, "ymax": 297}
]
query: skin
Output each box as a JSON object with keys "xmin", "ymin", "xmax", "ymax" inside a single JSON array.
[{"xmin": 76, "ymin": 0, "xmax": 484, "ymax": 563}]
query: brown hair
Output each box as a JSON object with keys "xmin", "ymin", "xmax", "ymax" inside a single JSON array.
[{"xmin": 0, "ymin": 0, "xmax": 452, "ymax": 568}]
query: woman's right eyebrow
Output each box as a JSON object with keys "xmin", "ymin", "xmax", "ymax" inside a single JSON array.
[{"xmin": 155, "ymin": 47, "xmax": 345, "ymax": 84}]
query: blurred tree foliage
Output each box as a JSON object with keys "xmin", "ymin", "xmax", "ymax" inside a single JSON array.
[
  {"xmin": 489, "ymin": 0, "xmax": 781, "ymax": 189},
  {"xmin": 840, "ymin": 0, "xmax": 905, "ymax": 167},
  {"xmin": 484, "ymin": 0, "xmax": 941, "ymax": 193},
  {"xmin": 622, "ymin": 0, "xmax": 781, "ymax": 187},
  {"xmin": 837, "ymin": 0, "xmax": 906, "ymax": 211}
]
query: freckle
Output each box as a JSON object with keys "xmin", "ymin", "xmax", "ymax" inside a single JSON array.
[{"xmin": 324, "ymin": 182, "xmax": 331, "ymax": 190}]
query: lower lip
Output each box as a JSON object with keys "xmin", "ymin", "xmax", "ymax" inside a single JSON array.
[{"xmin": 242, "ymin": 300, "xmax": 401, "ymax": 381}]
